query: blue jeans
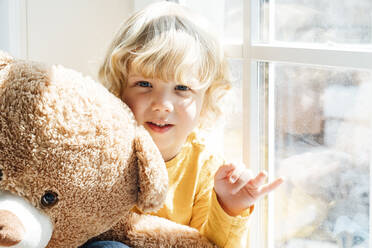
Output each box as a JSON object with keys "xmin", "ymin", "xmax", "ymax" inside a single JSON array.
[{"xmin": 81, "ymin": 241, "xmax": 130, "ymax": 248}]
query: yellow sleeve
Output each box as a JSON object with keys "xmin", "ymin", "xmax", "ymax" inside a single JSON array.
[
  {"xmin": 189, "ymin": 156, "xmax": 254, "ymax": 248},
  {"xmin": 204, "ymin": 191, "xmax": 254, "ymax": 248}
]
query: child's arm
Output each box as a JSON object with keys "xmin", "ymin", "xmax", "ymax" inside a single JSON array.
[
  {"xmin": 214, "ymin": 163, "xmax": 284, "ymax": 216},
  {"xmin": 188, "ymin": 157, "xmax": 257, "ymax": 248}
]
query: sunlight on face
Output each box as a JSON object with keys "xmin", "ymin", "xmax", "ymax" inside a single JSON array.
[{"xmin": 122, "ymin": 73, "xmax": 206, "ymax": 161}]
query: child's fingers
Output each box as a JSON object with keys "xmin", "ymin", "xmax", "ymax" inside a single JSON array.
[
  {"xmin": 230, "ymin": 169, "xmax": 253, "ymax": 195},
  {"xmin": 257, "ymin": 177, "xmax": 284, "ymax": 196},
  {"xmin": 228, "ymin": 165, "xmax": 244, "ymax": 184},
  {"xmin": 214, "ymin": 164, "xmax": 236, "ymax": 181},
  {"xmin": 247, "ymin": 171, "xmax": 268, "ymax": 188},
  {"xmin": 228, "ymin": 161, "xmax": 247, "ymax": 183}
]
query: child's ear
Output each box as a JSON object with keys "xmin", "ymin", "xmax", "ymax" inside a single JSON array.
[{"xmin": 134, "ymin": 125, "xmax": 168, "ymax": 212}]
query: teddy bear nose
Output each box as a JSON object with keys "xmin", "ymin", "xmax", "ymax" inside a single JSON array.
[{"xmin": 0, "ymin": 210, "xmax": 25, "ymax": 246}]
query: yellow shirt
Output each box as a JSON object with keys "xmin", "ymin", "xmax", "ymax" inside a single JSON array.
[{"xmin": 137, "ymin": 132, "xmax": 254, "ymax": 247}]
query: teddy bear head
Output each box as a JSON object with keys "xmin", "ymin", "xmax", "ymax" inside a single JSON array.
[{"xmin": 0, "ymin": 51, "xmax": 167, "ymax": 248}]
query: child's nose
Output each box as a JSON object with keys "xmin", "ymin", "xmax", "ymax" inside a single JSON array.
[{"xmin": 151, "ymin": 94, "xmax": 174, "ymax": 113}]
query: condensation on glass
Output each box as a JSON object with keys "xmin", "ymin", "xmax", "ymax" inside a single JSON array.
[
  {"xmin": 195, "ymin": 59, "xmax": 243, "ymax": 163},
  {"xmin": 223, "ymin": 59, "xmax": 244, "ymax": 162},
  {"xmin": 224, "ymin": 0, "xmax": 243, "ymax": 43},
  {"xmin": 264, "ymin": 0, "xmax": 372, "ymax": 45},
  {"xmin": 262, "ymin": 63, "xmax": 371, "ymax": 248},
  {"xmin": 182, "ymin": 0, "xmax": 243, "ymax": 43}
]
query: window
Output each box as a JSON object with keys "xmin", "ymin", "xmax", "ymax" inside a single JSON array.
[
  {"xmin": 248, "ymin": 1, "xmax": 371, "ymax": 248},
  {"xmin": 177, "ymin": 0, "xmax": 372, "ymax": 247},
  {"xmin": 268, "ymin": 63, "xmax": 370, "ymax": 248}
]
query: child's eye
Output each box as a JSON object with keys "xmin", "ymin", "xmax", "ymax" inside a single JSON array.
[
  {"xmin": 136, "ymin": 81, "xmax": 152, "ymax": 88},
  {"xmin": 175, "ymin": 85, "xmax": 190, "ymax": 91}
]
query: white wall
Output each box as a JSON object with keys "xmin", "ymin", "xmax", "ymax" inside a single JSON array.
[
  {"xmin": 134, "ymin": 0, "xmax": 161, "ymax": 11},
  {"xmin": 4, "ymin": 0, "xmax": 133, "ymax": 79}
]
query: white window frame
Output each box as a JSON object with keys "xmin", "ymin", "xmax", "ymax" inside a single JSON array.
[
  {"xmin": 222, "ymin": 0, "xmax": 372, "ymax": 247},
  {"xmin": 4, "ymin": 0, "xmax": 28, "ymax": 59}
]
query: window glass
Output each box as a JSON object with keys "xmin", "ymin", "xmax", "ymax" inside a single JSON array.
[
  {"xmin": 224, "ymin": 0, "xmax": 243, "ymax": 43},
  {"xmin": 267, "ymin": 63, "xmax": 371, "ymax": 247},
  {"xmin": 223, "ymin": 59, "xmax": 244, "ymax": 162},
  {"xmin": 181, "ymin": 0, "xmax": 243, "ymax": 43},
  {"xmin": 269, "ymin": 0, "xmax": 372, "ymax": 45},
  {"xmin": 199, "ymin": 59, "xmax": 243, "ymax": 163}
]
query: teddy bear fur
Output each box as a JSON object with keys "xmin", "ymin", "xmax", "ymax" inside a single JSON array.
[{"xmin": 0, "ymin": 51, "xmax": 216, "ymax": 248}]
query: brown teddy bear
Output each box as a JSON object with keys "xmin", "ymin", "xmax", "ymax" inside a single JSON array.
[{"xmin": 0, "ymin": 51, "xmax": 215, "ymax": 248}]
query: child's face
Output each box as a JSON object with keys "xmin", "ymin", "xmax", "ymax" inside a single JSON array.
[{"xmin": 122, "ymin": 72, "xmax": 206, "ymax": 161}]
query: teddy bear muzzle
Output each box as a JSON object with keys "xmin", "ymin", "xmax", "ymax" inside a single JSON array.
[
  {"xmin": 0, "ymin": 191, "xmax": 53, "ymax": 248},
  {"xmin": 0, "ymin": 209, "xmax": 25, "ymax": 246}
]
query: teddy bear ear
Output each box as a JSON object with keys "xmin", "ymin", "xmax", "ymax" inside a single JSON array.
[
  {"xmin": 0, "ymin": 50, "xmax": 14, "ymax": 87},
  {"xmin": 134, "ymin": 125, "xmax": 168, "ymax": 213},
  {"xmin": 0, "ymin": 50, "xmax": 14, "ymax": 70}
]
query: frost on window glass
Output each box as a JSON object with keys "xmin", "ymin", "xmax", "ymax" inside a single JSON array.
[
  {"xmin": 223, "ymin": 59, "xmax": 243, "ymax": 162},
  {"xmin": 224, "ymin": 0, "xmax": 243, "ymax": 43},
  {"xmin": 272, "ymin": 64, "xmax": 371, "ymax": 248},
  {"xmin": 199, "ymin": 59, "xmax": 243, "ymax": 162},
  {"xmin": 268, "ymin": 0, "xmax": 372, "ymax": 44},
  {"xmin": 181, "ymin": 0, "xmax": 243, "ymax": 43}
]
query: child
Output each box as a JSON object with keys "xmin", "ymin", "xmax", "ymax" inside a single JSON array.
[{"xmin": 83, "ymin": 2, "xmax": 283, "ymax": 248}]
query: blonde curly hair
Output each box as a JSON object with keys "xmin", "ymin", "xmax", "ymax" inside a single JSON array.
[{"xmin": 99, "ymin": 2, "xmax": 231, "ymax": 129}]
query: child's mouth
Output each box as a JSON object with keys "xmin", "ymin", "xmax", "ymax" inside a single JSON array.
[{"xmin": 146, "ymin": 122, "xmax": 173, "ymax": 133}]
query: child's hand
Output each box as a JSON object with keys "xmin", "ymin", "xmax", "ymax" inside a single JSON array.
[{"xmin": 214, "ymin": 163, "xmax": 283, "ymax": 216}]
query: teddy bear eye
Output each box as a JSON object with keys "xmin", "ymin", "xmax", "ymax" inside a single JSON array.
[
  {"xmin": 0, "ymin": 169, "xmax": 3, "ymax": 181},
  {"xmin": 41, "ymin": 191, "xmax": 58, "ymax": 208}
]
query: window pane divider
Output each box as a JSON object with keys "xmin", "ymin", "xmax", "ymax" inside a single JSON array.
[
  {"xmin": 225, "ymin": 43, "xmax": 372, "ymax": 70},
  {"xmin": 252, "ymin": 43, "xmax": 372, "ymax": 70},
  {"xmin": 7, "ymin": 0, "xmax": 28, "ymax": 59}
]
